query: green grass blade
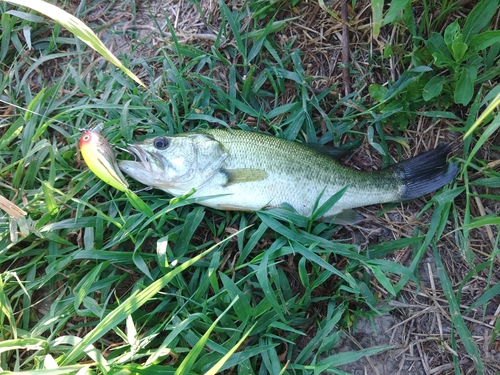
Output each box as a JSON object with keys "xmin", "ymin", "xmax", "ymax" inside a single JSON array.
[
  {"xmin": 0, "ymin": 275, "xmax": 17, "ymax": 339},
  {"xmin": 3, "ymin": 0, "xmax": 146, "ymax": 88},
  {"xmin": 371, "ymin": 0, "xmax": 384, "ymax": 37},
  {"xmin": 295, "ymin": 303, "xmax": 345, "ymax": 363},
  {"xmin": 219, "ymin": 0, "xmax": 246, "ymax": 63},
  {"xmin": 317, "ymin": 345, "xmax": 393, "ymax": 368},
  {"xmin": 464, "ymin": 92, "xmax": 500, "ymax": 139},
  {"xmin": 0, "ymin": 366, "xmax": 90, "ymax": 375},
  {"xmin": 0, "ymin": 338, "xmax": 45, "ymax": 354},
  {"xmin": 465, "ymin": 112, "xmax": 500, "ymax": 165},
  {"xmin": 174, "ymin": 297, "xmax": 240, "ymax": 375},
  {"xmin": 58, "ymin": 244, "xmax": 220, "ymax": 365},
  {"xmin": 383, "ymin": 0, "xmax": 411, "ymax": 26},
  {"xmin": 465, "ymin": 280, "xmax": 500, "ymax": 312},
  {"xmin": 433, "ymin": 244, "xmax": 485, "ymax": 374},
  {"xmin": 205, "ymin": 326, "xmax": 257, "ymax": 374}
]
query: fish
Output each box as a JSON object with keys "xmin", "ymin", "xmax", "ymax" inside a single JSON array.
[
  {"xmin": 80, "ymin": 131, "xmax": 129, "ymax": 192},
  {"xmin": 118, "ymin": 129, "xmax": 459, "ymax": 219}
]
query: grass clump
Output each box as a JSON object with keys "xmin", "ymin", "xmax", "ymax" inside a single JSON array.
[{"xmin": 1, "ymin": 0, "xmax": 500, "ymax": 374}]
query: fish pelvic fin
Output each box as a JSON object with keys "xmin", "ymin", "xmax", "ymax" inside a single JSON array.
[
  {"xmin": 390, "ymin": 144, "xmax": 459, "ymax": 201},
  {"xmin": 222, "ymin": 168, "xmax": 268, "ymax": 186}
]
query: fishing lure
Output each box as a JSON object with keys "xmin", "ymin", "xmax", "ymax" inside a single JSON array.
[
  {"xmin": 79, "ymin": 131, "xmax": 129, "ymax": 192},
  {"xmin": 79, "ymin": 130, "xmax": 153, "ymax": 217}
]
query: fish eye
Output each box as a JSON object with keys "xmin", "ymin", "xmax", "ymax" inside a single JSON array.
[{"xmin": 153, "ymin": 137, "xmax": 170, "ymax": 150}]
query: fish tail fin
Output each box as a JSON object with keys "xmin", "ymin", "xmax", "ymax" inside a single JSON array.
[{"xmin": 390, "ymin": 144, "xmax": 459, "ymax": 201}]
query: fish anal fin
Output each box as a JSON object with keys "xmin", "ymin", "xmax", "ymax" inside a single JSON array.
[
  {"xmin": 223, "ymin": 168, "xmax": 268, "ymax": 186},
  {"xmin": 327, "ymin": 209, "xmax": 364, "ymax": 225}
]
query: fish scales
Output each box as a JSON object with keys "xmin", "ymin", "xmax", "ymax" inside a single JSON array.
[{"xmin": 201, "ymin": 130, "xmax": 401, "ymax": 215}]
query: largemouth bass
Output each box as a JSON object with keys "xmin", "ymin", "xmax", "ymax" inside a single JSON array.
[{"xmin": 118, "ymin": 129, "xmax": 458, "ymax": 218}]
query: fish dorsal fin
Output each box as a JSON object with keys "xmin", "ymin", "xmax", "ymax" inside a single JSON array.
[
  {"xmin": 306, "ymin": 144, "xmax": 352, "ymax": 161},
  {"xmin": 223, "ymin": 168, "xmax": 268, "ymax": 186},
  {"xmin": 306, "ymin": 139, "xmax": 361, "ymax": 160}
]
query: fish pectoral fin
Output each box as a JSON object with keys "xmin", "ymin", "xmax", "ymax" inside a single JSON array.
[{"xmin": 223, "ymin": 168, "xmax": 268, "ymax": 186}]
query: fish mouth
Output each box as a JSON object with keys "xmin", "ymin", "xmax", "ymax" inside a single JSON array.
[{"xmin": 127, "ymin": 145, "xmax": 163, "ymax": 173}]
